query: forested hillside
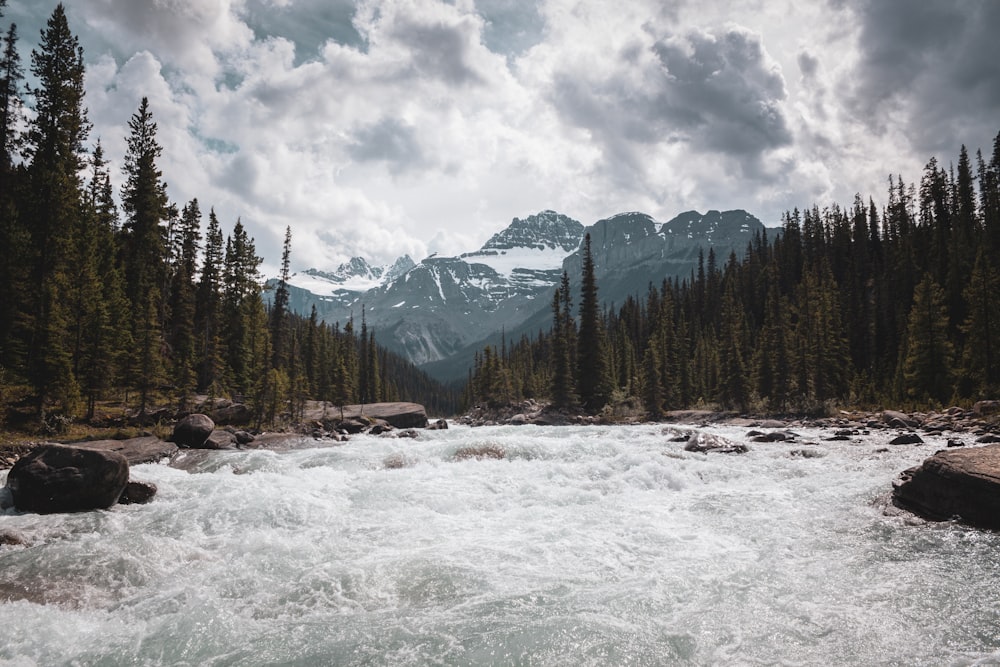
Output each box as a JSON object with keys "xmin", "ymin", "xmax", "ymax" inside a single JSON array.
[
  {"xmin": 467, "ymin": 136, "xmax": 1000, "ymax": 416},
  {"xmin": 0, "ymin": 5, "xmax": 457, "ymax": 432}
]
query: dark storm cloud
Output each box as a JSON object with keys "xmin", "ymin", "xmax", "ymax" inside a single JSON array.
[
  {"xmin": 797, "ymin": 51, "xmax": 819, "ymax": 80},
  {"xmin": 347, "ymin": 117, "xmax": 426, "ymax": 174},
  {"xmin": 387, "ymin": 13, "xmax": 486, "ymax": 86},
  {"xmin": 550, "ymin": 24, "xmax": 792, "ymax": 186},
  {"xmin": 650, "ymin": 28, "xmax": 792, "ymax": 157},
  {"xmin": 850, "ymin": 0, "xmax": 1000, "ymax": 155}
]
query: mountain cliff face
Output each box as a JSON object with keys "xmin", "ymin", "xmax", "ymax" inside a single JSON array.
[
  {"xmin": 359, "ymin": 211, "xmax": 585, "ymax": 365},
  {"xmin": 275, "ymin": 208, "xmax": 767, "ymax": 379},
  {"xmin": 562, "ymin": 209, "xmax": 765, "ymax": 308}
]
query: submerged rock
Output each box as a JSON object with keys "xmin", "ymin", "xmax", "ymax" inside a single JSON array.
[
  {"xmin": 454, "ymin": 444, "xmax": 506, "ymax": 461},
  {"xmin": 6, "ymin": 445, "xmax": 129, "ymax": 514},
  {"xmin": 118, "ymin": 480, "xmax": 157, "ymax": 505},
  {"xmin": 0, "ymin": 528, "xmax": 27, "ymax": 547},
  {"xmin": 889, "ymin": 433, "xmax": 924, "ymax": 445},
  {"xmin": 203, "ymin": 430, "xmax": 236, "ymax": 449},
  {"xmin": 892, "ymin": 444, "xmax": 1000, "ymax": 528},
  {"xmin": 684, "ymin": 432, "xmax": 748, "ymax": 454}
]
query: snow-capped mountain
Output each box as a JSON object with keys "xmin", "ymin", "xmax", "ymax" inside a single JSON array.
[
  {"xmin": 355, "ymin": 211, "xmax": 585, "ymax": 365},
  {"xmin": 273, "ymin": 256, "xmax": 415, "ymax": 322},
  {"xmin": 275, "ymin": 208, "xmax": 766, "ymax": 379},
  {"xmin": 423, "ymin": 209, "xmax": 766, "ymax": 381}
]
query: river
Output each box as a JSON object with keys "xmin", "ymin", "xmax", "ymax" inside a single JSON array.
[{"xmin": 2, "ymin": 423, "xmax": 999, "ymax": 665}]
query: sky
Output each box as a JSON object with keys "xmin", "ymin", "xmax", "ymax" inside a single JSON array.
[{"xmin": 5, "ymin": 0, "xmax": 999, "ymax": 276}]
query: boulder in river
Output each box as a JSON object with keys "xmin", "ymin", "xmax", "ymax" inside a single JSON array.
[
  {"xmin": 6, "ymin": 445, "xmax": 129, "ymax": 514},
  {"xmin": 684, "ymin": 432, "xmax": 748, "ymax": 454},
  {"xmin": 302, "ymin": 401, "xmax": 429, "ymax": 429},
  {"xmin": 203, "ymin": 430, "xmax": 237, "ymax": 449},
  {"xmin": 72, "ymin": 436, "xmax": 177, "ymax": 465},
  {"xmin": 172, "ymin": 414, "xmax": 215, "ymax": 448},
  {"xmin": 883, "ymin": 410, "xmax": 919, "ymax": 429},
  {"xmin": 889, "ymin": 433, "xmax": 924, "ymax": 445},
  {"xmin": 118, "ymin": 480, "xmax": 157, "ymax": 505},
  {"xmin": 892, "ymin": 443, "xmax": 1000, "ymax": 528}
]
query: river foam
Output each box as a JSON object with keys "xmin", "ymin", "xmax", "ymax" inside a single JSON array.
[{"xmin": 2, "ymin": 424, "xmax": 999, "ymax": 665}]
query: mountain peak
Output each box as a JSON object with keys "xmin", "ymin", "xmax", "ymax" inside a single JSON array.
[
  {"xmin": 481, "ymin": 210, "xmax": 584, "ymax": 253},
  {"xmin": 659, "ymin": 209, "xmax": 763, "ymax": 239}
]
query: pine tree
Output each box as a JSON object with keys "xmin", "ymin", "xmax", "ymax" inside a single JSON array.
[
  {"xmin": 167, "ymin": 198, "xmax": 200, "ymax": 400},
  {"xmin": 576, "ymin": 233, "xmax": 611, "ymax": 413},
  {"xmin": 120, "ymin": 97, "xmax": 170, "ymax": 413},
  {"xmin": 0, "ymin": 21, "xmax": 23, "ymax": 173},
  {"xmin": 902, "ymin": 276, "xmax": 954, "ymax": 403},
  {"xmin": 716, "ymin": 277, "xmax": 748, "ymax": 411},
  {"xmin": 195, "ymin": 208, "xmax": 224, "ymax": 394},
  {"xmin": 72, "ymin": 142, "xmax": 125, "ymax": 419},
  {"xmin": 753, "ymin": 277, "xmax": 791, "ymax": 412},
  {"xmin": 222, "ymin": 219, "xmax": 264, "ymax": 396},
  {"xmin": 270, "ymin": 226, "xmax": 292, "ymax": 369},
  {"xmin": 550, "ymin": 271, "xmax": 575, "ymax": 408},
  {"xmin": 23, "ymin": 4, "xmax": 90, "ymax": 418},
  {"xmin": 960, "ymin": 247, "xmax": 1000, "ymax": 395},
  {"xmin": 641, "ymin": 342, "xmax": 664, "ymax": 419}
]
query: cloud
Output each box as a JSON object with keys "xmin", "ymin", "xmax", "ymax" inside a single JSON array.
[
  {"xmin": 75, "ymin": 0, "xmax": 253, "ymax": 76},
  {"xmin": 6, "ymin": 0, "xmax": 997, "ymax": 279},
  {"xmin": 797, "ymin": 51, "xmax": 819, "ymax": 80},
  {"xmin": 848, "ymin": 0, "xmax": 1000, "ymax": 155},
  {"xmin": 537, "ymin": 17, "xmax": 793, "ymax": 205},
  {"xmin": 650, "ymin": 26, "xmax": 792, "ymax": 159},
  {"xmin": 347, "ymin": 117, "xmax": 426, "ymax": 173}
]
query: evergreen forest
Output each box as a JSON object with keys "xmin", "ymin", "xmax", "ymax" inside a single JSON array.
[
  {"xmin": 3, "ymin": 4, "xmax": 999, "ymax": 432},
  {"xmin": 467, "ymin": 135, "xmax": 1000, "ymax": 417},
  {"xmin": 0, "ymin": 4, "xmax": 457, "ymax": 433}
]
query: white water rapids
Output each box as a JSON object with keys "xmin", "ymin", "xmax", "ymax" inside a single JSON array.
[{"xmin": 2, "ymin": 423, "xmax": 1000, "ymax": 665}]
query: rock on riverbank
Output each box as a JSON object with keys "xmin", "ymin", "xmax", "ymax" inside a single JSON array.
[
  {"xmin": 893, "ymin": 444, "xmax": 1000, "ymax": 529},
  {"xmin": 301, "ymin": 402, "xmax": 429, "ymax": 429}
]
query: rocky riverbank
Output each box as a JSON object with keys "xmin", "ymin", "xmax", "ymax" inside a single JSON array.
[
  {"xmin": 0, "ymin": 401, "xmax": 442, "ymax": 514},
  {"xmin": 459, "ymin": 398, "xmax": 1000, "ymax": 437}
]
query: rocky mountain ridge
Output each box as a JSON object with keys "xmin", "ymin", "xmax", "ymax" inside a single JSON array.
[{"xmin": 276, "ymin": 208, "xmax": 768, "ymax": 380}]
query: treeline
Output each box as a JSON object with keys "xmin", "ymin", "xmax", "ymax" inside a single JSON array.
[
  {"xmin": 468, "ymin": 134, "xmax": 1000, "ymax": 416},
  {"xmin": 0, "ymin": 4, "xmax": 456, "ymax": 430}
]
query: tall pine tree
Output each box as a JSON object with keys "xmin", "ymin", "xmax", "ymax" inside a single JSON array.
[
  {"xmin": 120, "ymin": 97, "xmax": 170, "ymax": 412},
  {"xmin": 576, "ymin": 233, "xmax": 611, "ymax": 413},
  {"xmin": 23, "ymin": 4, "xmax": 90, "ymax": 418}
]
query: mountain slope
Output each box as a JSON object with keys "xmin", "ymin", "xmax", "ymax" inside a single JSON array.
[
  {"xmin": 359, "ymin": 211, "xmax": 584, "ymax": 364},
  {"xmin": 422, "ymin": 209, "xmax": 767, "ymax": 382},
  {"xmin": 275, "ymin": 208, "xmax": 768, "ymax": 382}
]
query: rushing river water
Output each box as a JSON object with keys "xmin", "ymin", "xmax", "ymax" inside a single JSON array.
[{"xmin": 2, "ymin": 423, "xmax": 1000, "ymax": 665}]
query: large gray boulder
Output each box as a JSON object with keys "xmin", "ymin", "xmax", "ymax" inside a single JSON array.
[
  {"xmin": 893, "ymin": 444, "xmax": 1000, "ymax": 528},
  {"xmin": 6, "ymin": 445, "xmax": 129, "ymax": 514},
  {"xmin": 72, "ymin": 436, "xmax": 178, "ymax": 465},
  {"xmin": 172, "ymin": 414, "xmax": 215, "ymax": 448},
  {"xmin": 303, "ymin": 401, "xmax": 429, "ymax": 429}
]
